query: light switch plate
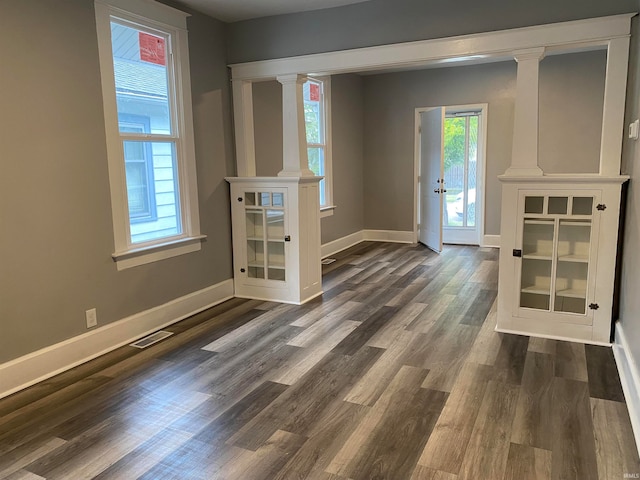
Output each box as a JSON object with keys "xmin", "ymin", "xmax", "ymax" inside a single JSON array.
[{"xmin": 629, "ymin": 119, "xmax": 639, "ymax": 140}]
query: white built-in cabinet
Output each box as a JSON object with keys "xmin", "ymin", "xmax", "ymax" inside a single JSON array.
[
  {"xmin": 226, "ymin": 177, "xmax": 323, "ymax": 305},
  {"xmin": 497, "ymin": 179, "xmax": 627, "ymax": 343},
  {"xmin": 493, "ymin": 17, "xmax": 631, "ymax": 344}
]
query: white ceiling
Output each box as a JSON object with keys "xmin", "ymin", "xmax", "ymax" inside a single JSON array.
[{"xmin": 177, "ymin": 0, "xmax": 374, "ymax": 22}]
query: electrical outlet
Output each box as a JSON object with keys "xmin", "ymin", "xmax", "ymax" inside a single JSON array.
[{"xmin": 85, "ymin": 308, "xmax": 97, "ymax": 328}]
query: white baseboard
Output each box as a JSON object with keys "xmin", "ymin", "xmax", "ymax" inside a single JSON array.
[
  {"xmin": 321, "ymin": 229, "xmax": 414, "ymax": 259},
  {"xmin": 0, "ymin": 279, "xmax": 234, "ymax": 400},
  {"xmin": 322, "ymin": 229, "xmax": 492, "ymax": 259},
  {"xmin": 363, "ymin": 229, "xmax": 414, "ymax": 244},
  {"xmin": 613, "ymin": 321, "xmax": 640, "ymax": 459},
  {"xmin": 321, "ymin": 230, "xmax": 365, "ymax": 258},
  {"xmin": 482, "ymin": 234, "xmax": 501, "ymax": 248}
]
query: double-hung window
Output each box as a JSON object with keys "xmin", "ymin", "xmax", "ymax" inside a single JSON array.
[
  {"xmin": 303, "ymin": 77, "xmax": 333, "ymax": 211},
  {"xmin": 95, "ymin": 0, "xmax": 203, "ymax": 270}
]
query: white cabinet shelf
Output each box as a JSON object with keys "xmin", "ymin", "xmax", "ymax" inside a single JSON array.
[
  {"xmin": 497, "ymin": 179, "xmax": 627, "ymax": 343},
  {"xmin": 522, "ymin": 253, "xmax": 552, "ymax": 260},
  {"xmin": 558, "ymin": 254, "xmax": 589, "ymax": 263},
  {"xmin": 521, "ymin": 285, "xmax": 551, "ymax": 295}
]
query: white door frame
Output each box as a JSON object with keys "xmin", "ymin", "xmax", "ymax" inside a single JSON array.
[{"xmin": 414, "ymin": 103, "xmax": 488, "ymax": 246}]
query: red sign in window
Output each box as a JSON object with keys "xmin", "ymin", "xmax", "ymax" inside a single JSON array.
[
  {"xmin": 310, "ymin": 83, "xmax": 320, "ymax": 101},
  {"xmin": 139, "ymin": 32, "xmax": 166, "ymax": 66}
]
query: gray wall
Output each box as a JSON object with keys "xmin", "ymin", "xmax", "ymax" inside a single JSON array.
[
  {"xmin": 361, "ymin": 51, "xmax": 605, "ymax": 235},
  {"xmin": 0, "ymin": 0, "xmax": 234, "ymax": 363},
  {"xmin": 322, "ymin": 74, "xmax": 365, "ymax": 244},
  {"xmin": 226, "ymin": 0, "xmax": 637, "ymax": 63},
  {"xmin": 254, "ymin": 81, "xmax": 284, "ymax": 176},
  {"xmin": 252, "ymin": 75, "xmax": 366, "ymax": 244},
  {"xmin": 539, "ymin": 51, "xmax": 606, "ymax": 174},
  {"xmin": 619, "ymin": 13, "xmax": 640, "ymax": 384},
  {"xmin": 363, "ymin": 61, "xmax": 517, "ymax": 235}
]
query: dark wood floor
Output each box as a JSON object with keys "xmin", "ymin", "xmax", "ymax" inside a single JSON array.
[{"xmin": 0, "ymin": 242, "xmax": 638, "ymax": 480}]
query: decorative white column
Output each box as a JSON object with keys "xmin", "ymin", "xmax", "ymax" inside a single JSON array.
[
  {"xmin": 600, "ymin": 37, "xmax": 630, "ymax": 176},
  {"xmin": 505, "ymin": 48, "xmax": 546, "ymax": 177},
  {"xmin": 232, "ymin": 79, "xmax": 256, "ymax": 177},
  {"xmin": 277, "ymin": 74, "xmax": 314, "ymax": 177}
]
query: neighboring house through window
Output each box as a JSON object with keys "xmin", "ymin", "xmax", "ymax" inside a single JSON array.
[
  {"xmin": 95, "ymin": 0, "xmax": 204, "ymax": 269},
  {"xmin": 303, "ymin": 77, "xmax": 333, "ymax": 210}
]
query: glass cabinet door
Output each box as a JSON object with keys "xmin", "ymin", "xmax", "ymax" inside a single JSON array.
[
  {"xmin": 518, "ymin": 194, "xmax": 594, "ymax": 316},
  {"xmin": 243, "ymin": 190, "xmax": 286, "ymax": 282}
]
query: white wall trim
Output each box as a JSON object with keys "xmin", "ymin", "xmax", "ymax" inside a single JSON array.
[
  {"xmin": 364, "ymin": 229, "xmax": 414, "ymax": 244},
  {"xmin": 482, "ymin": 234, "xmax": 501, "ymax": 248},
  {"xmin": 321, "ymin": 229, "xmax": 415, "ymax": 258},
  {"xmin": 0, "ymin": 279, "xmax": 234, "ymax": 400},
  {"xmin": 229, "ymin": 14, "xmax": 632, "ymax": 81},
  {"xmin": 321, "ymin": 230, "xmax": 365, "ymax": 258},
  {"xmin": 613, "ymin": 321, "xmax": 640, "ymax": 458}
]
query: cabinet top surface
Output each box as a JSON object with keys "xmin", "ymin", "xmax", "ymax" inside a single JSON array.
[
  {"xmin": 498, "ymin": 174, "xmax": 629, "ymax": 184},
  {"xmin": 226, "ymin": 176, "xmax": 323, "ymax": 185}
]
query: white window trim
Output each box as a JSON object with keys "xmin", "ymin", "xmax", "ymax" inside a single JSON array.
[
  {"xmin": 95, "ymin": 0, "xmax": 204, "ymax": 270},
  {"xmin": 307, "ymin": 76, "xmax": 334, "ymax": 213}
]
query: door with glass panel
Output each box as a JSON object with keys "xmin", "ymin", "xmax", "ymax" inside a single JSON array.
[
  {"xmin": 442, "ymin": 110, "xmax": 482, "ymax": 245},
  {"xmin": 516, "ymin": 192, "xmax": 599, "ymax": 324},
  {"xmin": 243, "ymin": 189, "xmax": 287, "ymax": 284}
]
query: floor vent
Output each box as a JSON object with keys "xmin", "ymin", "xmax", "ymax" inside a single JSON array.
[
  {"xmin": 130, "ymin": 330, "xmax": 174, "ymax": 349},
  {"xmin": 321, "ymin": 258, "xmax": 337, "ymax": 265}
]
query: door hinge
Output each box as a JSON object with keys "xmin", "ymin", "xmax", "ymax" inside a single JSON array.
[
  {"xmin": 589, "ymin": 303, "xmax": 599, "ymax": 310},
  {"xmin": 596, "ymin": 204, "xmax": 606, "ymax": 211},
  {"xmin": 513, "ymin": 249, "xmax": 522, "ymax": 257}
]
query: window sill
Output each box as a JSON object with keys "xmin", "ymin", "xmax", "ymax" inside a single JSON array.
[
  {"xmin": 320, "ymin": 205, "xmax": 336, "ymax": 218},
  {"xmin": 112, "ymin": 235, "xmax": 206, "ymax": 270}
]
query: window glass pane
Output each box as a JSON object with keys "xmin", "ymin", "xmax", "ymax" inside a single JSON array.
[
  {"xmin": 548, "ymin": 197, "xmax": 568, "ymax": 214},
  {"xmin": 572, "ymin": 197, "xmax": 593, "ymax": 215},
  {"xmin": 110, "ymin": 21, "xmax": 172, "ymax": 135},
  {"xmin": 308, "ymin": 146, "xmax": 324, "ymax": 176},
  {"xmin": 524, "ymin": 196, "xmax": 544, "ymax": 214},
  {"xmin": 125, "ymin": 141, "xmax": 181, "ymax": 244},
  {"xmin": 308, "ymin": 146, "xmax": 326, "ymax": 205},
  {"xmin": 304, "ymin": 81, "xmax": 322, "ymax": 144},
  {"xmin": 272, "ymin": 193, "xmax": 284, "ymax": 207}
]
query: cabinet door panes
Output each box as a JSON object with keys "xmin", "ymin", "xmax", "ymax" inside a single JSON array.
[
  {"xmin": 242, "ymin": 191, "xmax": 286, "ymax": 282},
  {"xmin": 554, "ymin": 219, "xmax": 591, "ymax": 314},
  {"xmin": 518, "ymin": 194, "xmax": 594, "ymax": 316}
]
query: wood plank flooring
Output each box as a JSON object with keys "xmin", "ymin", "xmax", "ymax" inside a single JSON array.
[{"xmin": 0, "ymin": 242, "xmax": 638, "ymax": 479}]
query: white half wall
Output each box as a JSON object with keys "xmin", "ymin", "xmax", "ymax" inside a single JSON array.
[{"xmin": 0, "ymin": 279, "xmax": 234, "ymax": 400}]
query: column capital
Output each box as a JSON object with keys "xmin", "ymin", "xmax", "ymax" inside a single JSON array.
[
  {"xmin": 276, "ymin": 73, "xmax": 308, "ymax": 85},
  {"xmin": 513, "ymin": 47, "xmax": 546, "ymax": 63}
]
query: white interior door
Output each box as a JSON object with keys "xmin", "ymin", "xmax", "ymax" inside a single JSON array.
[{"xmin": 419, "ymin": 107, "xmax": 445, "ymax": 252}]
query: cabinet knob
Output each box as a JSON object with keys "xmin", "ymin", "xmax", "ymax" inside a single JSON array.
[
  {"xmin": 237, "ymin": 197, "xmax": 243, "ymax": 202},
  {"xmin": 284, "ymin": 235, "xmax": 291, "ymax": 242},
  {"xmin": 240, "ymin": 268, "xmax": 246, "ymax": 273},
  {"xmin": 589, "ymin": 303, "xmax": 599, "ymax": 310},
  {"xmin": 513, "ymin": 249, "xmax": 522, "ymax": 257}
]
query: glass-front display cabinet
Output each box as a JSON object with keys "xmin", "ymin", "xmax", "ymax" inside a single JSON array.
[
  {"xmin": 497, "ymin": 179, "xmax": 627, "ymax": 344},
  {"xmin": 517, "ymin": 193, "xmax": 597, "ymax": 322},
  {"xmin": 244, "ymin": 190, "xmax": 287, "ymax": 282},
  {"xmin": 227, "ymin": 177, "xmax": 322, "ymax": 305}
]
